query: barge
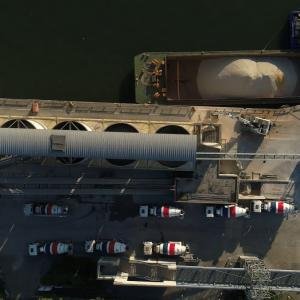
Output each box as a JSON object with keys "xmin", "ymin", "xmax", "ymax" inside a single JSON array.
[{"xmin": 135, "ymin": 50, "xmax": 300, "ymax": 107}]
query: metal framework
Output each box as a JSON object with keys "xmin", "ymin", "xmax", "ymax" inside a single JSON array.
[
  {"xmin": 196, "ymin": 152, "xmax": 300, "ymax": 161},
  {"xmin": 112, "ymin": 259, "xmax": 300, "ymax": 293},
  {"xmin": 243, "ymin": 257, "xmax": 272, "ymax": 300}
]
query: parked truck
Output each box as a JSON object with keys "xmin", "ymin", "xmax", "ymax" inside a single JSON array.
[
  {"xmin": 85, "ymin": 239, "xmax": 128, "ymax": 255},
  {"xmin": 24, "ymin": 203, "xmax": 69, "ymax": 217},
  {"xmin": 205, "ymin": 200, "xmax": 295, "ymax": 218},
  {"xmin": 139, "ymin": 205, "xmax": 184, "ymax": 218},
  {"xmin": 252, "ymin": 200, "xmax": 295, "ymax": 215},
  {"xmin": 143, "ymin": 241, "xmax": 189, "ymax": 256},
  {"xmin": 205, "ymin": 205, "xmax": 249, "ymax": 218},
  {"xmin": 28, "ymin": 241, "xmax": 73, "ymax": 256}
]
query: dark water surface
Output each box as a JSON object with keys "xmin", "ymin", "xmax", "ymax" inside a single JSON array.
[{"xmin": 0, "ymin": 0, "xmax": 298, "ymax": 102}]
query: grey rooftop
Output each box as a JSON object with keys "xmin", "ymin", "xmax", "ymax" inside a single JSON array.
[{"xmin": 0, "ymin": 128, "xmax": 197, "ymax": 162}]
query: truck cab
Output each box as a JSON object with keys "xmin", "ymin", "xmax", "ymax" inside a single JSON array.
[{"xmin": 28, "ymin": 243, "xmax": 41, "ymax": 256}]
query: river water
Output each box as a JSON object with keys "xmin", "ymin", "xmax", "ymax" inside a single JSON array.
[{"xmin": 0, "ymin": 0, "xmax": 298, "ymax": 102}]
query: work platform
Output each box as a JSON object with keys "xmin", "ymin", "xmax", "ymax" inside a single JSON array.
[{"xmin": 0, "ymin": 98, "xmax": 299, "ymax": 206}]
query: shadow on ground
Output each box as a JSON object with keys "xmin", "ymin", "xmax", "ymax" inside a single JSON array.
[
  {"xmin": 179, "ymin": 212, "xmax": 283, "ymax": 264},
  {"xmin": 289, "ymin": 162, "xmax": 300, "ymax": 208},
  {"xmin": 109, "ymin": 196, "xmax": 139, "ymax": 221}
]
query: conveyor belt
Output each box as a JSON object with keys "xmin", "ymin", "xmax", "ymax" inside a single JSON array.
[
  {"xmin": 176, "ymin": 266, "xmax": 248, "ymax": 290},
  {"xmin": 196, "ymin": 152, "xmax": 300, "ymax": 161},
  {"xmin": 175, "ymin": 266, "xmax": 300, "ymax": 292},
  {"xmin": 120, "ymin": 263, "xmax": 300, "ymax": 292},
  {"xmin": 128, "ymin": 260, "xmax": 175, "ymax": 282}
]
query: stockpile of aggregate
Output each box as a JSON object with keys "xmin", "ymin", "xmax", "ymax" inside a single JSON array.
[{"xmin": 196, "ymin": 57, "xmax": 298, "ymax": 99}]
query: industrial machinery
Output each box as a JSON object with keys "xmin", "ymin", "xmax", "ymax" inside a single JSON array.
[
  {"xmin": 24, "ymin": 203, "xmax": 69, "ymax": 217},
  {"xmin": 205, "ymin": 205, "xmax": 249, "ymax": 218},
  {"xmin": 252, "ymin": 200, "xmax": 295, "ymax": 215},
  {"xmin": 238, "ymin": 115, "xmax": 272, "ymax": 136},
  {"xmin": 143, "ymin": 241, "xmax": 189, "ymax": 256},
  {"xmin": 205, "ymin": 201, "xmax": 295, "ymax": 218},
  {"xmin": 28, "ymin": 241, "xmax": 73, "ymax": 256},
  {"xmin": 139, "ymin": 205, "xmax": 184, "ymax": 218},
  {"xmin": 85, "ymin": 240, "xmax": 128, "ymax": 255}
]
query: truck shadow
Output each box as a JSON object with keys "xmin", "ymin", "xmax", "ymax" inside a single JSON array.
[
  {"xmin": 236, "ymin": 132, "xmax": 264, "ymax": 170},
  {"xmin": 185, "ymin": 211, "xmax": 283, "ymax": 264},
  {"xmin": 109, "ymin": 196, "xmax": 139, "ymax": 221},
  {"xmin": 289, "ymin": 162, "xmax": 300, "ymax": 209}
]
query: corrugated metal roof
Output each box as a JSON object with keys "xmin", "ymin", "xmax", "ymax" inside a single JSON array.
[{"xmin": 0, "ymin": 128, "xmax": 197, "ymax": 162}]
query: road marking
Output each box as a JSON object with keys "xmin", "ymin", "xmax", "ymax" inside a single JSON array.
[
  {"xmin": 0, "ymin": 224, "xmax": 16, "ymax": 252},
  {"xmin": 9, "ymin": 224, "xmax": 15, "ymax": 233},
  {"xmin": 242, "ymin": 225, "xmax": 252, "ymax": 237},
  {"xmin": 96, "ymin": 224, "xmax": 105, "ymax": 239},
  {"xmin": 0, "ymin": 237, "xmax": 8, "ymax": 252},
  {"xmin": 76, "ymin": 174, "xmax": 84, "ymax": 183},
  {"xmin": 41, "ymin": 158, "xmax": 47, "ymax": 166},
  {"xmin": 16, "ymin": 293, "xmax": 22, "ymax": 300}
]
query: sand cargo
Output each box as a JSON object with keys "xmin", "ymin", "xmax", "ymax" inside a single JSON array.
[{"xmin": 135, "ymin": 50, "xmax": 300, "ymax": 106}]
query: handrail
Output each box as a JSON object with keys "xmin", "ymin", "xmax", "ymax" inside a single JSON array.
[{"xmin": 196, "ymin": 152, "xmax": 300, "ymax": 161}]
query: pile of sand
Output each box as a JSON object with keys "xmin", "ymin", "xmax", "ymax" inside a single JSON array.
[{"xmin": 196, "ymin": 57, "xmax": 298, "ymax": 99}]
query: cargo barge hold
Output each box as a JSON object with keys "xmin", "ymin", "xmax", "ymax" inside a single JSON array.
[{"xmin": 135, "ymin": 50, "xmax": 300, "ymax": 107}]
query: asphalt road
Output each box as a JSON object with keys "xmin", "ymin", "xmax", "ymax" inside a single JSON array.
[{"xmin": 0, "ymin": 194, "xmax": 298, "ymax": 298}]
